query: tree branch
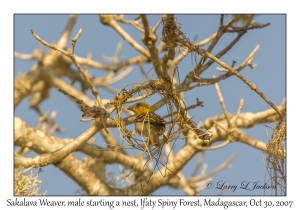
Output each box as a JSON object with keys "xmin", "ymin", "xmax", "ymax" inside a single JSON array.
[{"xmin": 14, "ymin": 117, "xmax": 99, "ymax": 168}]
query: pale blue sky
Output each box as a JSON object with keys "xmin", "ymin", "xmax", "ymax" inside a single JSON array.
[{"xmin": 14, "ymin": 14, "xmax": 285, "ymax": 195}]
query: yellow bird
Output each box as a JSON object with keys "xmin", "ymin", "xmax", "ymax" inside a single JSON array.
[{"xmin": 128, "ymin": 102, "xmax": 166, "ymax": 148}]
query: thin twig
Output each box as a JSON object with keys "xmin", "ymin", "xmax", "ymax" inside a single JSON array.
[
  {"xmin": 151, "ymin": 16, "xmax": 163, "ymax": 33},
  {"xmin": 115, "ymin": 15, "xmax": 144, "ymax": 33},
  {"xmin": 161, "ymin": 98, "xmax": 204, "ymax": 119},
  {"xmin": 31, "ymin": 28, "xmax": 109, "ymax": 133},
  {"xmin": 216, "ymin": 44, "xmax": 260, "ymax": 72},
  {"xmin": 189, "ymin": 153, "xmax": 236, "ymax": 183},
  {"xmin": 233, "ymin": 98, "xmax": 244, "ymax": 126},
  {"xmin": 195, "ymin": 140, "xmax": 231, "ymax": 150},
  {"xmin": 100, "ymin": 15, "xmax": 150, "ymax": 58},
  {"xmin": 199, "ymin": 15, "xmax": 238, "ymax": 67},
  {"xmin": 213, "ymin": 75, "xmax": 233, "ymax": 129},
  {"xmin": 203, "ymin": 51, "xmax": 283, "ymax": 117},
  {"xmin": 191, "ymin": 152, "xmax": 205, "ymax": 177}
]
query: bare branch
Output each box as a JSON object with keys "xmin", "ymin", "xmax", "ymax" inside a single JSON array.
[
  {"xmin": 14, "ymin": 117, "xmax": 99, "ymax": 168},
  {"xmin": 140, "ymin": 14, "xmax": 165, "ymax": 78},
  {"xmin": 56, "ymin": 14, "xmax": 78, "ymax": 49},
  {"xmin": 202, "ymin": 50, "xmax": 283, "ymax": 117},
  {"xmin": 199, "ymin": 98, "xmax": 285, "ymax": 130},
  {"xmin": 199, "ymin": 15, "xmax": 238, "ymax": 67},
  {"xmin": 115, "ymin": 15, "xmax": 144, "ymax": 33},
  {"xmin": 15, "ymin": 14, "xmax": 284, "ymax": 196},
  {"xmin": 213, "ymin": 75, "xmax": 233, "ymax": 129},
  {"xmin": 216, "ymin": 44, "xmax": 260, "ymax": 72},
  {"xmin": 100, "ymin": 15, "xmax": 150, "ymax": 58},
  {"xmin": 233, "ymin": 98, "xmax": 244, "ymax": 126},
  {"xmin": 191, "ymin": 152, "xmax": 205, "ymax": 177},
  {"xmin": 31, "ymin": 28, "xmax": 109, "ymax": 133},
  {"xmin": 189, "ymin": 153, "xmax": 236, "ymax": 183},
  {"xmin": 14, "ymin": 43, "xmax": 43, "ymax": 60}
]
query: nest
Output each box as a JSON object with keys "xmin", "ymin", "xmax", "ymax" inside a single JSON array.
[
  {"xmin": 107, "ymin": 78, "xmax": 209, "ymax": 155},
  {"xmin": 161, "ymin": 15, "xmax": 190, "ymax": 52},
  {"xmin": 263, "ymin": 114, "xmax": 286, "ymax": 195},
  {"xmin": 107, "ymin": 15, "xmax": 211, "ymax": 158}
]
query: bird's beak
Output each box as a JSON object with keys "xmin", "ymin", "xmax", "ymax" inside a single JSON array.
[{"xmin": 127, "ymin": 105, "xmax": 134, "ymax": 111}]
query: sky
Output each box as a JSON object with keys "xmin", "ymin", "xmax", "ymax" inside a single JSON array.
[{"xmin": 14, "ymin": 14, "xmax": 285, "ymax": 196}]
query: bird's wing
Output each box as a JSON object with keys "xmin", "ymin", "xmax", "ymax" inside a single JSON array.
[{"xmin": 136, "ymin": 112, "xmax": 166, "ymax": 126}]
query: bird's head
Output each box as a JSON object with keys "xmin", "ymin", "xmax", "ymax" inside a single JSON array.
[{"xmin": 128, "ymin": 102, "xmax": 154, "ymax": 115}]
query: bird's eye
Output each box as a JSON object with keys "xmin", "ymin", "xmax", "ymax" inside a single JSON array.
[{"xmin": 136, "ymin": 103, "xmax": 141, "ymax": 108}]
